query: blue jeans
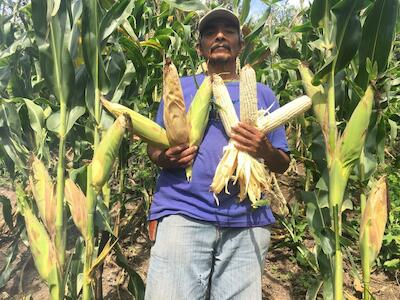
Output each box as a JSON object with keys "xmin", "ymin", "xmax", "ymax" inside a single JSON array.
[{"xmin": 145, "ymin": 214, "xmax": 271, "ymax": 300}]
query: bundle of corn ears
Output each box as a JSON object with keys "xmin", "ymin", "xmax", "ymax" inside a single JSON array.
[{"xmin": 211, "ymin": 65, "xmax": 312, "ymax": 207}]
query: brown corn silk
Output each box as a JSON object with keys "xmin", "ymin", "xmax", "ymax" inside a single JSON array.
[
  {"xmin": 360, "ymin": 177, "xmax": 388, "ymax": 264},
  {"xmin": 163, "ymin": 60, "xmax": 189, "ymax": 145}
]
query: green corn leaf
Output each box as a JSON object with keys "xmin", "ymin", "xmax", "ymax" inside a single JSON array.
[
  {"xmin": 0, "ymin": 195, "xmax": 13, "ymax": 230},
  {"xmin": 355, "ymin": 0, "xmax": 399, "ymax": 90},
  {"xmin": 111, "ymin": 61, "xmax": 135, "ymax": 103},
  {"xmin": 163, "ymin": 0, "xmax": 207, "ymax": 12},
  {"xmin": 82, "ymin": 0, "xmax": 110, "ymax": 93},
  {"xmin": 310, "ymin": 0, "xmax": 338, "ymax": 28},
  {"xmin": 240, "ymin": 0, "xmax": 251, "ymax": 24},
  {"xmin": 0, "ymin": 238, "xmax": 19, "ymax": 289},
  {"xmin": 99, "ymin": 0, "xmax": 135, "ymax": 44},
  {"xmin": 315, "ymin": 0, "xmax": 363, "ymax": 81}
]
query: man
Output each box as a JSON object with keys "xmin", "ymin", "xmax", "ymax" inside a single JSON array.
[{"xmin": 145, "ymin": 8, "xmax": 290, "ymax": 300}]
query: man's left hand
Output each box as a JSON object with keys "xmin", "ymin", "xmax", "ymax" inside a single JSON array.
[
  {"xmin": 231, "ymin": 122, "xmax": 273, "ymax": 159},
  {"xmin": 231, "ymin": 122, "xmax": 290, "ymax": 174}
]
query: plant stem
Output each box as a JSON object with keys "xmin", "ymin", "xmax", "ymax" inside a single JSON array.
[
  {"xmin": 55, "ymin": 93, "xmax": 67, "ymax": 275},
  {"xmin": 83, "ymin": 165, "xmax": 96, "ymax": 300},
  {"xmin": 359, "ymin": 151, "xmax": 370, "ymax": 300}
]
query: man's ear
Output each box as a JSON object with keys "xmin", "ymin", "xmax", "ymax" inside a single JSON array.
[{"xmin": 196, "ymin": 41, "xmax": 203, "ymax": 57}]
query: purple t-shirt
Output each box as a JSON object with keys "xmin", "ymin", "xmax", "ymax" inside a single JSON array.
[{"xmin": 148, "ymin": 74, "xmax": 289, "ymax": 227}]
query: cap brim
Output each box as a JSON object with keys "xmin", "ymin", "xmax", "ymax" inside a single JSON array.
[{"xmin": 199, "ymin": 8, "xmax": 240, "ymax": 33}]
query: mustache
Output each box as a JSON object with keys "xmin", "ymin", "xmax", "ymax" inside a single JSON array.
[{"xmin": 210, "ymin": 44, "xmax": 231, "ymax": 51}]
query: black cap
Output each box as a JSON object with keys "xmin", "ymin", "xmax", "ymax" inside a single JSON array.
[{"xmin": 198, "ymin": 8, "xmax": 240, "ymax": 34}]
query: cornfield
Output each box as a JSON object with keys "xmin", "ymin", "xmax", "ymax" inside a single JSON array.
[{"xmin": 0, "ymin": 0, "xmax": 399, "ymax": 299}]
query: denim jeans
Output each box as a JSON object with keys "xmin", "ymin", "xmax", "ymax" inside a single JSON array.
[{"xmin": 145, "ymin": 214, "xmax": 271, "ymax": 300}]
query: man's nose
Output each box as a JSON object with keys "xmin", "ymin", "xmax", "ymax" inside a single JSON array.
[{"xmin": 215, "ymin": 30, "xmax": 226, "ymax": 41}]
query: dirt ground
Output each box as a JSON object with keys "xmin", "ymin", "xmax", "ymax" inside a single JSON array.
[{"xmin": 0, "ymin": 183, "xmax": 399, "ymax": 300}]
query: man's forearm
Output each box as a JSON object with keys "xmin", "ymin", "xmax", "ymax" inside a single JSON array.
[{"xmin": 260, "ymin": 139, "xmax": 290, "ymax": 174}]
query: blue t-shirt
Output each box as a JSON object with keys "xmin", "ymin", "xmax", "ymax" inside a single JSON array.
[{"xmin": 148, "ymin": 74, "xmax": 289, "ymax": 227}]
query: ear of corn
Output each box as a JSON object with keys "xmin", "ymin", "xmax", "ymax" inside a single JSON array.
[
  {"xmin": 359, "ymin": 176, "xmax": 388, "ymax": 264},
  {"xmin": 92, "ymin": 115, "xmax": 129, "ymax": 191},
  {"xmin": 163, "ymin": 59, "xmax": 189, "ymax": 145},
  {"xmin": 185, "ymin": 76, "xmax": 213, "ymax": 180},
  {"xmin": 212, "ymin": 74, "xmax": 239, "ymax": 137},
  {"xmin": 29, "ymin": 157, "xmax": 56, "ymax": 238},
  {"xmin": 339, "ymin": 86, "xmax": 374, "ymax": 169},
  {"xmin": 240, "ymin": 65, "xmax": 258, "ymax": 125},
  {"xmin": 257, "ymin": 95, "xmax": 312, "ymax": 134},
  {"xmin": 298, "ymin": 63, "xmax": 328, "ymax": 135},
  {"xmin": 16, "ymin": 184, "xmax": 61, "ymax": 295},
  {"xmin": 211, "ymin": 71, "xmax": 312, "ymax": 206},
  {"xmin": 101, "ymin": 96, "xmax": 170, "ymax": 149},
  {"xmin": 65, "ymin": 178, "xmax": 88, "ymax": 239}
]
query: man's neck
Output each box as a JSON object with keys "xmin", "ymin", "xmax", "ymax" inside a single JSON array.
[{"xmin": 207, "ymin": 61, "xmax": 238, "ymax": 81}]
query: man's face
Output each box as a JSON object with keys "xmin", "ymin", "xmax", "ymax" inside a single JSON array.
[{"xmin": 199, "ymin": 20, "xmax": 242, "ymax": 64}]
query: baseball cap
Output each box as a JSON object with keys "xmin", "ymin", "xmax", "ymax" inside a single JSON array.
[{"xmin": 198, "ymin": 8, "xmax": 240, "ymax": 34}]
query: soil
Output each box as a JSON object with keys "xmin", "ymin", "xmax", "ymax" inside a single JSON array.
[{"xmin": 0, "ymin": 175, "xmax": 399, "ymax": 300}]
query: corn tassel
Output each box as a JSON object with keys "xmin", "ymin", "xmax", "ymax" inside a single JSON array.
[
  {"xmin": 185, "ymin": 76, "xmax": 213, "ymax": 180},
  {"xmin": 257, "ymin": 95, "xmax": 312, "ymax": 134},
  {"xmin": 240, "ymin": 65, "xmax": 258, "ymax": 125},
  {"xmin": 360, "ymin": 176, "xmax": 388, "ymax": 265},
  {"xmin": 65, "ymin": 179, "xmax": 88, "ymax": 239},
  {"xmin": 101, "ymin": 97, "xmax": 170, "ymax": 149},
  {"xmin": 92, "ymin": 115, "xmax": 129, "ymax": 191},
  {"xmin": 163, "ymin": 59, "xmax": 189, "ymax": 145},
  {"xmin": 29, "ymin": 157, "xmax": 56, "ymax": 238},
  {"xmin": 212, "ymin": 74, "xmax": 239, "ymax": 137}
]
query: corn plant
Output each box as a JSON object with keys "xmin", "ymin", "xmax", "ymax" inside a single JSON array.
[{"xmin": 295, "ymin": 0, "xmax": 398, "ymax": 299}]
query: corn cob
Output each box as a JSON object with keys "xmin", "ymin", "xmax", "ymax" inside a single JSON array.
[
  {"xmin": 101, "ymin": 96, "xmax": 170, "ymax": 149},
  {"xmin": 16, "ymin": 185, "xmax": 61, "ymax": 296},
  {"xmin": 339, "ymin": 86, "xmax": 374, "ymax": 168},
  {"xmin": 92, "ymin": 115, "xmax": 129, "ymax": 191},
  {"xmin": 211, "ymin": 71, "xmax": 312, "ymax": 206},
  {"xmin": 65, "ymin": 179, "xmax": 88, "ymax": 239},
  {"xmin": 257, "ymin": 95, "xmax": 312, "ymax": 133},
  {"xmin": 163, "ymin": 59, "xmax": 189, "ymax": 145},
  {"xmin": 240, "ymin": 65, "xmax": 258, "ymax": 125},
  {"xmin": 359, "ymin": 176, "xmax": 388, "ymax": 264},
  {"xmin": 298, "ymin": 63, "xmax": 328, "ymax": 135},
  {"xmin": 212, "ymin": 74, "xmax": 239, "ymax": 137},
  {"xmin": 29, "ymin": 157, "xmax": 56, "ymax": 238},
  {"xmin": 185, "ymin": 76, "xmax": 213, "ymax": 180}
]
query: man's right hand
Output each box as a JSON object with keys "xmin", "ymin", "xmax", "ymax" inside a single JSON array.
[{"xmin": 147, "ymin": 144, "xmax": 198, "ymax": 169}]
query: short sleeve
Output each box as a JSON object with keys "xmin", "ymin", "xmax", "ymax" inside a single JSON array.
[
  {"xmin": 155, "ymin": 99, "xmax": 165, "ymax": 128},
  {"xmin": 258, "ymin": 84, "xmax": 289, "ymax": 153}
]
